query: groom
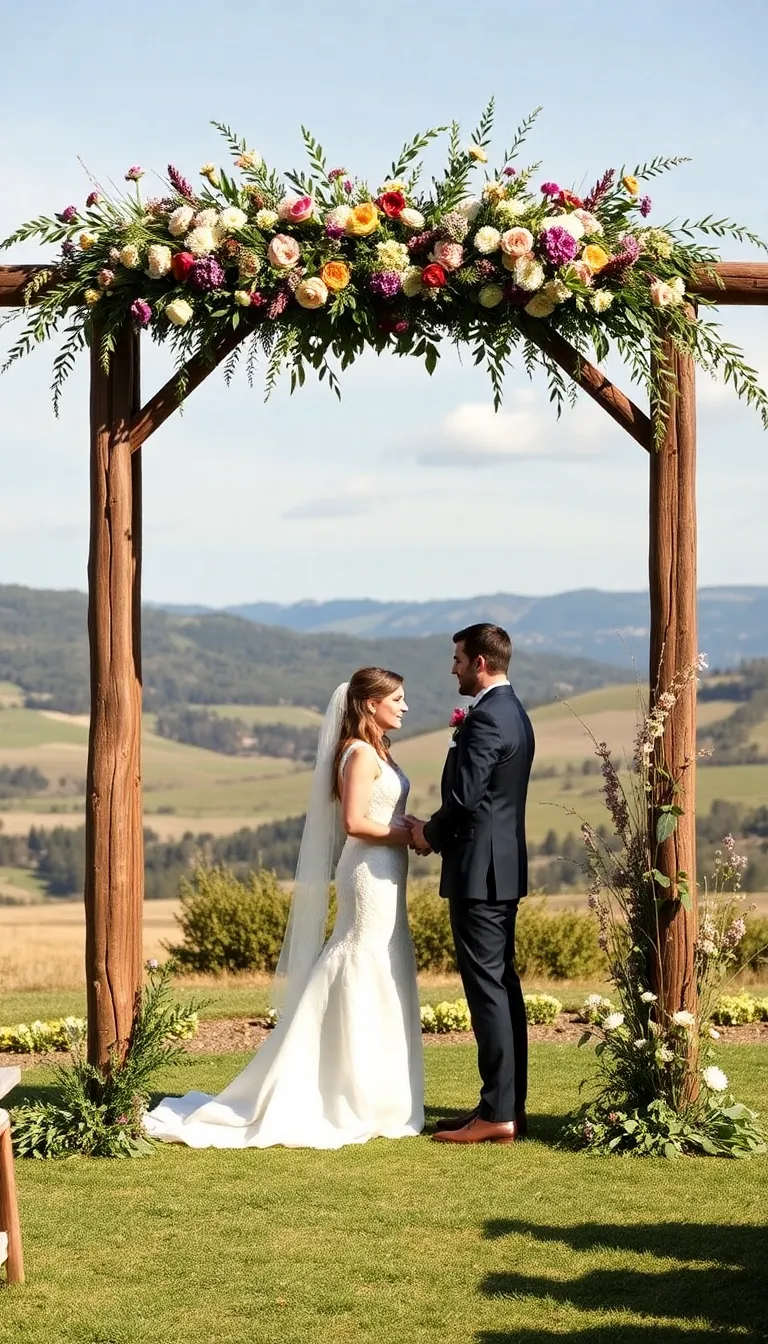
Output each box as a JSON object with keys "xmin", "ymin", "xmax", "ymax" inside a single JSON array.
[{"xmin": 409, "ymin": 624, "xmax": 535, "ymax": 1144}]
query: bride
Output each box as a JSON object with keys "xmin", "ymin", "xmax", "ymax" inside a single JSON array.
[{"xmin": 144, "ymin": 668, "xmax": 425, "ymax": 1149}]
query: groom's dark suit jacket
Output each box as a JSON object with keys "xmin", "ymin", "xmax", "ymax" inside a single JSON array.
[{"xmin": 423, "ymin": 684, "xmax": 535, "ymax": 903}]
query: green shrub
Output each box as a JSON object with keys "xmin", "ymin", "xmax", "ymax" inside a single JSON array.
[
  {"xmin": 407, "ymin": 882, "xmax": 455, "ymax": 972},
  {"xmin": 0, "ymin": 1017, "xmax": 85, "ymax": 1054},
  {"xmin": 524, "ymin": 993, "xmax": 563, "ymax": 1025},
  {"xmin": 734, "ymin": 917, "xmax": 768, "ymax": 974},
  {"xmin": 167, "ymin": 866, "xmax": 291, "ymax": 973},
  {"xmin": 516, "ymin": 901, "xmax": 606, "ymax": 980},
  {"xmin": 711, "ymin": 993, "xmax": 757, "ymax": 1026}
]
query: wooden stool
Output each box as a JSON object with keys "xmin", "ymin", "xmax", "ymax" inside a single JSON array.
[{"xmin": 0, "ymin": 1067, "xmax": 24, "ymax": 1285}]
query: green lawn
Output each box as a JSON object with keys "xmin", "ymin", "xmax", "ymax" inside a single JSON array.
[{"xmin": 3, "ymin": 1044, "xmax": 767, "ymax": 1343}]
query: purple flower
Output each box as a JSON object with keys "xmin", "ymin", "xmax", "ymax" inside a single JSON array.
[
  {"xmin": 145, "ymin": 956, "xmax": 159, "ymax": 970},
  {"xmin": 61, "ymin": 241, "xmax": 76, "ymax": 258},
  {"xmin": 86, "ymin": 192, "xmax": 101, "ymax": 208},
  {"xmin": 168, "ymin": 164, "xmax": 196, "ymax": 201},
  {"xmin": 190, "ymin": 256, "xmax": 226, "ymax": 291},
  {"xmin": 131, "ymin": 300, "xmax": 153, "ymax": 328},
  {"xmin": 325, "ymin": 222, "xmax": 345, "ymax": 240},
  {"xmin": 59, "ymin": 205, "xmax": 78, "ymax": 223},
  {"xmin": 539, "ymin": 226, "xmax": 578, "ymax": 265},
  {"xmin": 639, "ymin": 195, "xmax": 652, "ymax": 217},
  {"xmin": 368, "ymin": 270, "xmax": 402, "ymax": 299},
  {"xmin": 583, "ymin": 169, "xmax": 615, "ymax": 212},
  {"xmin": 600, "ymin": 233, "xmax": 641, "ymax": 279},
  {"xmin": 125, "ymin": 166, "xmax": 144, "ymax": 182},
  {"xmin": 503, "ymin": 166, "xmax": 517, "ymax": 177},
  {"xmin": 343, "ymin": 178, "xmax": 353, "ymax": 194},
  {"xmin": 540, "ymin": 181, "xmax": 561, "ymax": 197},
  {"xmin": 328, "ymin": 167, "xmax": 346, "ymax": 181}
]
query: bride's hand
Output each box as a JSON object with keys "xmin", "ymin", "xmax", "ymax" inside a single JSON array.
[{"xmin": 390, "ymin": 821, "xmax": 415, "ymax": 846}]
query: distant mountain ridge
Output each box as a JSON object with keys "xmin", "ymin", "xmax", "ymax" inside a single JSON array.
[{"xmin": 151, "ymin": 587, "xmax": 768, "ymax": 671}]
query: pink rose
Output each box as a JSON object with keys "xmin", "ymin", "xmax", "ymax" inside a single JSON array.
[
  {"xmin": 572, "ymin": 208, "xmax": 603, "ymax": 236},
  {"xmin": 500, "ymin": 227, "xmax": 534, "ymax": 259},
  {"xmin": 267, "ymin": 234, "xmax": 301, "ymax": 269},
  {"xmin": 278, "ymin": 194, "xmax": 314, "ymax": 224},
  {"xmin": 449, "ymin": 708, "xmax": 467, "ymax": 728},
  {"xmin": 430, "ymin": 239, "xmax": 464, "ymax": 271}
]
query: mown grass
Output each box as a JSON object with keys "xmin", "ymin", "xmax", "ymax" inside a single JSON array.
[{"xmin": 3, "ymin": 1044, "xmax": 767, "ymax": 1343}]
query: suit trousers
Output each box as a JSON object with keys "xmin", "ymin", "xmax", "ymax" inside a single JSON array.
[{"xmin": 449, "ymin": 897, "xmax": 528, "ymax": 1123}]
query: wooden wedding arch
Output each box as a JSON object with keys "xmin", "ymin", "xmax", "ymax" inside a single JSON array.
[{"xmin": 1, "ymin": 259, "xmax": 768, "ymax": 1071}]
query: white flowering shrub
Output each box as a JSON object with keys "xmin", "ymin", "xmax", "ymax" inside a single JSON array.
[
  {"xmin": 421, "ymin": 994, "xmax": 563, "ymax": 1032},
  {"xmin": 578, "ymin": 994, "xmax": 616, "ymax": 1025},
  {"xmin": 0, "ymin": 1017, "xmax": 86, "ymax": 1054}
]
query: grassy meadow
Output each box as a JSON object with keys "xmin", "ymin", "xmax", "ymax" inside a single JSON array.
[{"xmin": 0, "ymin": 683, "xmax": 754, "ymax": 848}]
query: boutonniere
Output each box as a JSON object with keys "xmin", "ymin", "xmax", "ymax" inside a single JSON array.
[{"xmin": 449, "ymin": 707, "xmax": 468, "ymax": 730}]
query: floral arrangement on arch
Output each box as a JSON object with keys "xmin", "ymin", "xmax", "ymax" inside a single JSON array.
[{"xmin": 3, "ymin": 103, "xmax": 768, "ymax": 431}]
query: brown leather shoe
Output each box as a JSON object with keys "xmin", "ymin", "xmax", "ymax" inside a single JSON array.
[{"xmin": 433, "ymin": 1116, "xmax": 516, "ymax": 1145}]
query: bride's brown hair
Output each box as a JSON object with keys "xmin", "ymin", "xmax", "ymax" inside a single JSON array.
[{"xmin": 331, "ymin": 667, "xmax": 404, "ymax": 800}]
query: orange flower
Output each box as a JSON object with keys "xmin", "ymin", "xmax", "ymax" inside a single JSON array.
[
  {"xmin": 321, "ymin": 260, "xmax": 351, "ymax": 292},
  {"xmin": 582, "ymin": 244, "xmax": 611, "ymax": 274},
  {"xmin": 346, "ymin": 202, "xmax": 379, "ymax": 237},
  {"xmin": 622, "ymin": 174, "xmax": 639, "ymax": 196}
]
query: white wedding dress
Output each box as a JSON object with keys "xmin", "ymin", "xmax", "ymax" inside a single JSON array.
[{"xmin": 144, "ymin": 743, "xmax": 424, "ymax": 1149}]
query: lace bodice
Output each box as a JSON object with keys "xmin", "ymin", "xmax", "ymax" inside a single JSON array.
[{"xmin": 340, "ymin": 743, "xmax": 410, "ymax": 823}]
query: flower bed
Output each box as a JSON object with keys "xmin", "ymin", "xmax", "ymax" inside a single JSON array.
[
  {"xmin": 2, "ymin": 106, "xmax": 766, "ymax": 430},
  {"xmin": 420, "ymin": 993, "xmax": 562, "ymax": 1033},
  {"xmin": 0, "ymin": 1009, "xmax": 198, "ymax": 1055}
]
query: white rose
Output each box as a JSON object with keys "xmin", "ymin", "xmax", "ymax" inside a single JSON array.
[
  {"xmin": 541, "ymin": 213, "xmax": 585, "ymax": 241},
  {"xmin": 456, "ymin": 197, "xmax": 481, "ymax": 222},
  {"xmin": 294, "ymin": 277, "xmax": 329, "ymax": 310},
  {"xmin": 166, "ymin": 299, "xmax": 193, "ymax": 327},
  {"xmin": 119, "ymin": 244, "xmax": 140, "ymax": 269},
  {"xmin": 168, "ymin": 206, "xmax": 194, "ymax": 238},
  {"xmin": 219, "ymin": 207, "xmax": 248, "ymax": 233},
  {"xmin": 590, "ymin": 289, "xmax": 614, "ymax": 313},
  {"xmin": 401, "ymin": 265, "xmax": 424, "ymax": 298},
  {"xmin": 513, "ymin": 257, "xmax": 545, "ymax": 291},
  {"xmin": 478, "ymin": 284, "xmax": 504, "ymax": 308},
  {"xmin": 399, "ymin": 207, "xmax": 425, "ymax": 230},
  {"xmin": 473, "ymin": 226, "xmax": 502, "ymax": 255},
  {"xmin": 146, "ymin": 244, "xmax": 172, "ymax": 279},
  {"xmin": 186, "ymin": 226, "xmax": 217, "ymax": 256}
]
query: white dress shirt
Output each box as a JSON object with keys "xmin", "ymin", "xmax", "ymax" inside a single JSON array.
[{"xmin": 471, "ymin": 678, "xmax": 510, "ymax": 708}]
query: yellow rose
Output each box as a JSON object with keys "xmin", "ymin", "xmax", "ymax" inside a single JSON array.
[
  {"xmin": 80, "ymin": 233, "xmax": 96, "ymax": 251},
  {"xmin": 582, "ymin": 244, "xmax": 611, "ymax": 274},
  {"xmin": 380, "ymin": 179, "xmax": 406, "ymax": 194},
  {"xmin": 346, "ymin": 202, "xmax": 379, "ymax": 236},
  {"xmin": 84, "ymin": 288, "xmax": 100, "ymax": 305},
  {"xmin": 622, "ymin": 175, "xmax": 639, "ymax": 195},
  {"xmin": 468, "ymin": 145, "xmax": 488, "ymax": 163},
  {"xmin": 320, "ymin": 260, "xmax": 351, "ymax": 292}
]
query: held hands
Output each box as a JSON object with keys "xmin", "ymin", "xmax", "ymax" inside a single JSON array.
[{"xmin": 404, "ymin": 815, "xmax": 432, "ymax": 857}]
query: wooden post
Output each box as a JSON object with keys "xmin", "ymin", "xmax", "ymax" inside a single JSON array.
[
  {"xmin": 0, "ymin": 1114, "xmax": 24, "ymax": 1284},
  {"xmin": 648, "ymin": 337, "xmax": 699, "ymax": 1079},
  {"xmin": 85, "ymin": 322, "xmax": 144, "ymax": 1070}
]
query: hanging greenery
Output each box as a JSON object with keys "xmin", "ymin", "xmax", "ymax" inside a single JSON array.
[{"xmin": 2, "ymin": 103, "xmax": 767, "ymax": 435}]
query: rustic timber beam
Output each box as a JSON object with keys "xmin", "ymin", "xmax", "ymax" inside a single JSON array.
[
  {"xmin": 518, "ymin": 315, "xmax": 653, "ymax": 450},
  {"xmin": 0, "ymin": 265, "xmax": 47, "ymax": 306},
  {"xmin": 690, "ymin": 261, "xmax": 768, "ymax": 305},
  {"xmin": 129, "ymin": 327, "xmax": 248, "ymax": 453}
]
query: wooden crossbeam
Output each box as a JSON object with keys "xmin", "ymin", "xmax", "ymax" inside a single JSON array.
[
  {"xmin": 128, "ymin": 327, "xmax": 248, "ymax": 453},
  {"xmin": 518, "ymin": 315, "xmax": 652, "ymax": 450}
]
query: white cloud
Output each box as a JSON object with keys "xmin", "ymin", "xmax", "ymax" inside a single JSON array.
[
  {"xmin": 413, "ymin": 390, "xmax": 616, "ymax": 467},
  {"xmin": 282, "ymin": 477, "xmax": 379, "ymax": 521}
]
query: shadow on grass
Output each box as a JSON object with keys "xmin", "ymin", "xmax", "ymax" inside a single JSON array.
[
  {"xmin": 9, "ymin": 1080, "xmax": 61, "ymax": 1107},
  {"xmin": 424, "ymin": 1106, "xmax": 565, "ymax": 1145},
  {"xmin": 478, "ymin": 1330, "xmax": 748, "ymax": 1344},
  {"xmin": 477, "ymin": 1219, "xmax": 768, "ymax": 1342}
]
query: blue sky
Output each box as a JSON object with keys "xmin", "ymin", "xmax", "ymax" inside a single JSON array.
[{"xmin": 1, "ymin": 0, "xmax": 767, "ymax": 606}]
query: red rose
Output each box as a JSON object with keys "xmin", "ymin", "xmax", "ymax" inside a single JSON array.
[
  {"xmin": 421, "ymin": 263, "xmax": 446, "ymax": 288},
  {"xmin": 378, "ymin": 190, "xmax": 406, "ymax": 219},
  {"xmin": 558, "ymin": 190, "xmax": 583, "ymax": 209},
  {"xmin": 171, "ymin": 251, "xmax": 195, "ymax": 283},
  {"xmin": 250, "ymin": 291, "xmax": 266, "ymax": 308}
]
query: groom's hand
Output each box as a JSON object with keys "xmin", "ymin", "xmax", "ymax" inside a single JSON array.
[{"xmin": 408, "ymin": 819, "xmax": 432, "ymax": 856}]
